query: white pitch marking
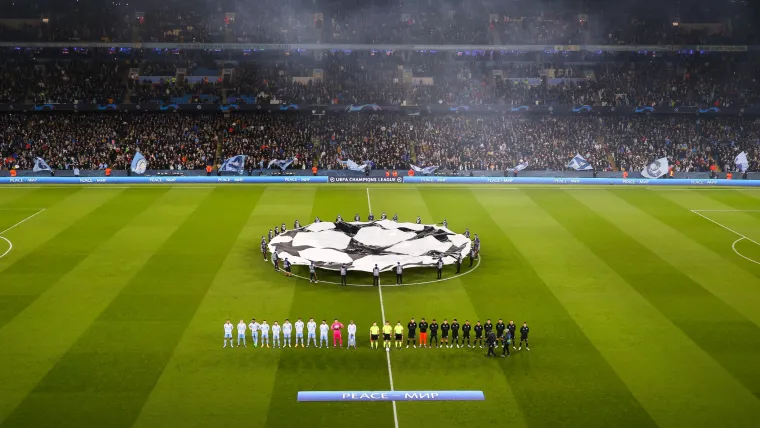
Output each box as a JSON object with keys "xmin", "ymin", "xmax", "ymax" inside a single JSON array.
[
  {"xmin": 0, "ymin": 236, "xmax": 11, "ymax": 259},
  {"xmin": 692, "ymin": 209, "xmax": 760, "ymax": 212},
  {"xmin": 690, "ymin": 210, "xmax": 760, "ymax": 264},
  {"xmin": 732, "ymin": 238, "xmax": 760, "ymax": 265},
  {"xmin": 0, "ymin": 208, "xmax": 46, "ymax": 260},
  {"xmin": 366, "ymin": 187, "xmax": 399, "ymax": 428},
  {"xmin": 0, "ymin": 208, "xmax": 46, "ymax": 235}
]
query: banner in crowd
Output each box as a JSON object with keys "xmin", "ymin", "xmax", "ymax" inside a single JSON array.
[
  {"xmin": 33, "ymin": 157, "xmax": 51, "ymax": 172},
  {"xmin": 131, "ymin": 152, "xmax": 148, "ymax": 174},
  {"xmin": 220, "ymin": 155, "xmax": 246, "ymax": 172},
  {"xmin": 641, "ymin": 157, "xmax": 669, "ymax": 179},
  {"xmin": 567, "ymin": 154, "xmax": 593, "ymax": 171},
  {"xmin": 3, "ymin": 103, "xmax": 760, "ymax": 116},
  {"xmin": 268, "ymin": 158, "xmax": 295, "ymax": 170},
  {"xmin": 735, "ymin": 152, "xmax": 749, "ymax": 172},
  {"xmin": 338, "ymin": 159, "xmax": 370, "ymax": 172},
  {"xmin": 512, "ymin": 161, "xmax": 529, "ymax": 172},
  {"xmin": 410, "ymin": 164, "xmax": 439, "ymax": 175}
]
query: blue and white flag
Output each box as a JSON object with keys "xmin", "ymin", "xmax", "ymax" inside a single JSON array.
[
  {"xmin": 220, "ymin": 154, "xmax": 246, "ymax": 172},
  {"xmin": 513, "ymin": 161, "xmax": 528, "ymax": 172},
  {"xmin": 131, "ymin": 152, "xmax": 148, "ymax": 174},
  {"xmin": 641, "ymin": 157, "xmax": 668, "ymax": 179},
  {"xmin": 33, "ymin": 157, "xmax": 51, "ymax": 172},
  {"xmin": 410, "ymin": 164, "xmax": 439, "ymax": 175},
  {"xmin": 267, "ymin": 158, "xmax": 294, "ymax": 170},
  {"xmin": 566, "ymin": 154, "xmax": 593, "ymax": 171},
  {"xmin": 339, "ymin": 159, "xmax": 370, "ymax": 172},
  {"xmin": 735, "ymin": 151, "xmax": 749, "ymax": 172}
]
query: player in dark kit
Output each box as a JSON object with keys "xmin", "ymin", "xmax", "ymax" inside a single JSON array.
[
  {"xmin": 462, "ymin": 320, "xmax": 471, "ymax": 347},
  {"xmin": 507, "ymin": 320, "xmax": 517, "ymax": 350},
  {"xmin": 485, "ymin": 331, "xmax": 497, "ymax": 357},
  {"xmin": 473, "ymin": 321, "xmax": 484, "ymax": 348},
  {"xmin": 261, "ymin": 240, "xmax": 267, "ymax": 261},
  {"xmin": 519, "ymin": 322, "xmax": 530, "ymax": 351},
  {"xmin": 495, "ymin": 319, "xmax": 506, "ymax": 346},
  {"xmin": 484, "ymin": 319, "xmax": 493, "ymax": 338},
  {"xmin": 429, "ymin": 319, "xmax": 439, "ymax": 348},
  {"xmin": 469, "ymin": 247, "xmax": 475, "ymax": 267},
  {"xmin": 450, "ymin": 319, "xmax": 460, "ymax": 348},
  {"xmin": 440, "ymin": 319, "xmax": 450, "ymax": 348},
  {"xmin": 368, "ymin": 213, "xmax": 375, "ymax": 221},
  {"xmin": 418, "ymin": 318, "xmax": 429, "ymax": 348},
  {"xmin": 406, "ymin": 318, "xmax": 417, "ymax": 348},
  {"xmin": 436, "ymin": 257, "xmax": 443, "ymax": 279}
]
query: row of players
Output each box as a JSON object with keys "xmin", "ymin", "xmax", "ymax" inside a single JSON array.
[
  {"xmin": 222, "ymin": 318, "xmax": 530, "ymax": 354},
  {"xmin": 264, "ymin": 214, "xmax": 465, "ymax": 243}
]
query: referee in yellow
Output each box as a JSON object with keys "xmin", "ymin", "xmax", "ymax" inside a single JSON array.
[
  {"xmin": 394, "ymin": 321, "xmax": 404, "ymax": 350},
  {"xmin": 382, "ymin": 321, "xmax": 393, "ymax": 350},
  {"xmin": 370, "ymin": 322, "xmax": 380, "ymax": 349}
]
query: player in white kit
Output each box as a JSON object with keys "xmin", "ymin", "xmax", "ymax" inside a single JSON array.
[
  {"xmin": 295, "ymin": 318, "xmax": 305, "ymax": 347},
  {"xmin": 249, "ymin": 318, "xmax": 260, "ymax": 348},
  {"xmin": 260, "ymin": 320, "xmax": 270, "ymax": 348},
  {"xmin": 347, "ymin": 320, "xmax": 358, "ymax": 349},
  {"xmin": 319, "ymin": 320, "xmax": 329, "ymax": 348},
  {"xmin": 272, "ymin": 321, "xmax": 281, "ymax": 348},
  {"xmin": 307, "ymin": 318, "xmax": 317, "ymax": 347},
  {"xmin": 223, "ymin": 320, "xmax": 234, "ymax": 348},
  {"xmin": 282, "ymin": 319, "xmax": 293, "ymax": 347},
  {"xmin": 237, "ymin": 320, "xmax": 247, "ymax": 347}
]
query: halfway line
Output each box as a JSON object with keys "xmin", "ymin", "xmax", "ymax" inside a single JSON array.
[{"xmin": 367, "ymin": 187, "xmax": 399, "ymax": 428}]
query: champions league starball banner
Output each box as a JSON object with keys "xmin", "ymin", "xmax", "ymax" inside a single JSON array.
[{"xmin": 268, "ymin": 220, "xmax": 471, "ymax": 272}]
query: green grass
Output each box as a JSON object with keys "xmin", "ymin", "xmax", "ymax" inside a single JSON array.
[{"xmin": 0, "ymin": 185, "xmax": 759, "ymax": 428}]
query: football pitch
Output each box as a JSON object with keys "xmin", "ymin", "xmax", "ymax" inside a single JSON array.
[{"xmin": 0, "ymin": 184, "xmax": 759, "ymax": 428}]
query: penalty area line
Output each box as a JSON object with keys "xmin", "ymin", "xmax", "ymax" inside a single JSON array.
[
  {"xmin": 690, "ymin": 210, "xmax": 760, "ymax": 265},
  {"xmin": 0, "ymin": 208, "xmax": 46, "ymax": 260}
]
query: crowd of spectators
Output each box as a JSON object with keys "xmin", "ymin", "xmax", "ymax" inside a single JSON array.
[
  {"xmin": 2, "ymin": 113, "xmax": 758, "ymax": 173},
  {"xmin": 1, "ymin": 54, "xmax": 760, "ymax": 108},
  {"xmin": 0, "ymin": 0, "xmax": 756, "ymax": 45},
  {"xmin": 225, "ymin": 58, "xmax": 760, "ymax": 108}
]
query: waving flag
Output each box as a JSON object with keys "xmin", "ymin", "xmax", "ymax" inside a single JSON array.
[
  {"xmin": 410, "ymin": 164, "xmax": 439, "ymax": 175},
  {"xmin": 33, "ymin": 157, "xmax": 52, "ymax": 172},
  {"xmin": 641, "ymin": 157, "xmax": 668, "ymax": 179},
  {"xmin": 267, "ymin": 158, "xmax": 294, "ymax": 170},
  {"xmin": 220, "ymin": 155, "xmax": 246, "ymax": 172},
  {"xmin": 339, "ymin": 159, "xmax": 370, "ymax": 172},
  {"xmin": 131, "ymin": 152, "xmax": 148, "ymax": 174},
  {"xmin": 567, "ymin": 154, "xmax": 593, "ymax": 171},
  {"xmin": 513, "ymin": 161, "xmax": 529, "ymax": 172},
  {"xmin": 735, "ymin": 151, "xmax": 749, "ymax": 172}
]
